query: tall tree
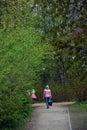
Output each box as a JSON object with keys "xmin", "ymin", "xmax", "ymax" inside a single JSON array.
[
  {"xmin": 32, "ymin": 0, "xmax": 87, "ymax": 100},
  {"xmin": 33, "ymin": 0, "xmax": 87, "ymax": 81}
]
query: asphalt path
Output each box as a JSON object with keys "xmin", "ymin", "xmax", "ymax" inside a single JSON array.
[{"xmin": 25, "ymin": 102, "xmax": 74, "ymax": 130}]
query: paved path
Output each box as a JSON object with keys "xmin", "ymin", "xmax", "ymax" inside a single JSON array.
[{"xmin": 25, "ymin": 102, "xmax": 74, "ymax": 130}]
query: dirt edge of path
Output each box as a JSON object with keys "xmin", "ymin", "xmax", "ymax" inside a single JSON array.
[{"xmin": 32, "ymin": 101, "xmax": 76, "ymax": 107}]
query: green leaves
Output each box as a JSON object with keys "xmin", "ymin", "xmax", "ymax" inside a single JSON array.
[
  {"xmin": 0, "ymin": 0, "xmax": 35, "ymax": 30},
  {"xmin": 0, "ymin": 27, "xmax": 49, "ymax": 128}
]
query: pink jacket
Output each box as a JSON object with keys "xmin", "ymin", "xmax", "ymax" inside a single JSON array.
[{"xmin": 31, "ymin": 93, "xmax": 37, "ymax": 99}]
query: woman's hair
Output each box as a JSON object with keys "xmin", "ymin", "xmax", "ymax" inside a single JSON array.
[{"xmin": 45, "ymin": 85, "xmax": 49, "ymax": 88}]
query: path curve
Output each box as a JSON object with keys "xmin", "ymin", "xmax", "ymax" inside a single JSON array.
[{"xmin": 25, "ymin": 102, "xmax": 75, "ymax": 130}]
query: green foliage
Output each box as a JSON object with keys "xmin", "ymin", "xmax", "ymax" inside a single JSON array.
[
  {"xmin": 69, "ymin": 101, "xmax": 87, "ymax": 111},
  {"xmin": 0, "ymin": 0, "xmax": 36, "ymax": 30},
  {"xmin": 0, "ymin": 0, "xmax": 87, "ymax": 128},
  {"xmin": 0, "ymin": 0, "xmax": 51, "ymax": 129},
  {"xmin": 67, "ymin": 76, "xmax": 87, "ymax": 102},
  {"xmin": 47, "ymin": 80, "xmax": 71, "ymax": 102},
  {"xmin": 34, "ymin": 0, "xmax": 87, "ymax": 101},
  {"xmin": 0, "ymin": 27, "xmax": 51, "ymax": 129}
]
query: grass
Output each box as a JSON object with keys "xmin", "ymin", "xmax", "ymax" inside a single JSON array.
[
  {"xmin": 68, "ymin": 101, "xmax": 87, "ymax": 111},
  {"xmin": 68, "ymin": 101, "xmax": 87, "ymax": 130}
]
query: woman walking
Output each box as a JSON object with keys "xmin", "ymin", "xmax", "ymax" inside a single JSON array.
[{"xmin": 43, "ymin": 85, "xmax": 52, "ymax": 109}]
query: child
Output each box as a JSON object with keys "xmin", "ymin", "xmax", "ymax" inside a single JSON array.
[{"xmin": 31, "ymin": 88, "xmax": 37, "ymax": 103}]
